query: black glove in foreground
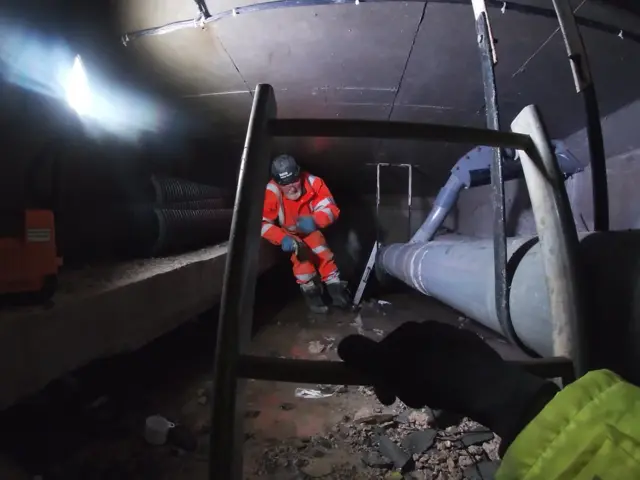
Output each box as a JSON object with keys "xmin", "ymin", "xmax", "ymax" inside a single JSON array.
[{"xmin": 337, "ymin": 321, "xmax": 560, "ymax": 453}]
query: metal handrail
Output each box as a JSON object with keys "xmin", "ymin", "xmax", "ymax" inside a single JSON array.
[
  {"xmin": 209, "ymin": 83, "xmax": 584, "ymax": 479},
  {"xmin": 511, "ymin": 105, "xmax": 586, "ymax": 377},
  {"xmin": 237, "ymin": 355, "xmax": 576, "ymax": 387},
  {"xmin": 208, "ymin": 84, "xmax": 276, "ymax": 479},
  {"xmin": 268, "ymin": 118, "xmax": 532, "ymax": 148}
]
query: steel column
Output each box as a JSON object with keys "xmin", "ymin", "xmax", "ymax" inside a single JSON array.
[
  {"xmin": 551, "ymin": 0, "xmax": 609, "ymax": 231},
  {"xmin": 208, "ymin": 84, "xmax": 276, "ymax": 479},
  {"xmin": 473, "ymin": 3, "xmax": 532, "ymax": 354}
]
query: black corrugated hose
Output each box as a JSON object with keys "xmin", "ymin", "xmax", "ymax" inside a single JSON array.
[
  {"xmin": 151, "ymin": 175, "xmax": 232, "ymax": 204},
  {"xmin": 150, "ymin": 208, "xmax": 234, "ymax": 256}
]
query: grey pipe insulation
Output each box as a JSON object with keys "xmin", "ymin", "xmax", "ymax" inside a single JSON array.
[{"xmin": 378, "ymin": 231, "xmax": 640, "ymax": 384}]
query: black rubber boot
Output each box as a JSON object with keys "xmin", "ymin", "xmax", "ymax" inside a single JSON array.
[
  {"xmin": 301, "ymin": 283, "xmax": 328, "ymax": 314},
  {"xmin": 326, "ymin": 281, "xmax": 350, "ymax": 308}
]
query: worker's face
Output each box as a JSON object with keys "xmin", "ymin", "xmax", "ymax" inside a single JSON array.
[{"xmin": 281, "ymin": 180, "xmax": 302, "ymax": 200}]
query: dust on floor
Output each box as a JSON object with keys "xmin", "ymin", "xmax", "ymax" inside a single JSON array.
[
  {"xmin": 238, "ymin": 293, "xmax": 503, "ymax": 479},
  {"xmin": 10, "ymin": 292, "xmax": 513, "ymax": 479}
]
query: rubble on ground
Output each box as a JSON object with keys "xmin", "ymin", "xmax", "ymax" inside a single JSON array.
[
  {"xmin": 308, "ymin": 341, "xmax": 326, "ymax": 355},
  {"xmin": 250, "ymin": 402, "xmax": 501, "ymax": 479}
]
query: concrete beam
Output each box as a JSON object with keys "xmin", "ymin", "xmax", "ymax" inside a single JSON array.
[{"xmin": 0, "ymin": 243, "xmax": 279, "ymax": 410}]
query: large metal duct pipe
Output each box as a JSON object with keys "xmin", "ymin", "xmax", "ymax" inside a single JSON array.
[
  {"xmin": 379, "ymin": 232, "xmax": 640, "ymax": 377},
  {"xmin": 380, "ymin": 235, "xmax": 554, "ymax": 356}
]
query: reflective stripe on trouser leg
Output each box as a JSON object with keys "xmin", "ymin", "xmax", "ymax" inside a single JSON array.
[
  {"xmin": 291, "ymin": 253, "xmax": 318, "ymax": 285},
  {"xmin": 303, "ymin": 231, "xmax": 340, "ymax": 284}
]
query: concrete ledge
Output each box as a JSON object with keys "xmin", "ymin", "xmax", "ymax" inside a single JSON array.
[{"xmin": 0, "ymin": 243, "xmax": 279, "ymax": 410}]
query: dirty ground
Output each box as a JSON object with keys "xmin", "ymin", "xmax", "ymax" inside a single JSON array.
[
  {"xmin": 0, "ymin": 287, "xmax": 524, "ymax": 479},
  {"xmin": 239, "ymin": 293, "xmax": 506, "ymax": 480}
]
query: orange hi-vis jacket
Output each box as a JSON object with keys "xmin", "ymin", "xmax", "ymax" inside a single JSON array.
[{"xmin": 261, "ymin": 172, "xmax": 340, "ymax": 244}]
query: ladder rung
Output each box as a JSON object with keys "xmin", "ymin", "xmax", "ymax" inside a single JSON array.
[
  {"xmin": 268, "ymin": 119, "xmax": 532, "ymax": 149},
  {"xmin": 237, "ymin": 354, "xmax": 575, "ymax": 385}
]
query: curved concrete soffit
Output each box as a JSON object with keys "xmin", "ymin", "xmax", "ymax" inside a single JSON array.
[{"xmin": 120, "ymin": 0, "xmax": 640, "ymax": 46}]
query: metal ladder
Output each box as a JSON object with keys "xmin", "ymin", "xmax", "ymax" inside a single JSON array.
[
  {"xmin": 208, "ymin": 89, "xmax": 578, "ymax": 479},
  {"xmin": 208, "ymin": 2, "xmax": 608, "ymax": 477}
]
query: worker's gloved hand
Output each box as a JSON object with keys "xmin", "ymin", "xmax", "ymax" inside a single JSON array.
[
  {"xmin": 338, "ymin": 321, "xmax": 559, "ymax": 453},
  {"xmin": 281, "ymin": 236, "xmax": 297, "ymax": 252},
  {"xmin": 296, "ymin": 216, "xmax": 317, "ymax": 234}
]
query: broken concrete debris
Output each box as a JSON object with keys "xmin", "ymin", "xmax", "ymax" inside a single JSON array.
[
  {"xmin": 354, "ymin": 406, "xmax": 395, "ymax": 425},
  {"xmin": 252, "ymin": 411, "xmax": 500, "ymax": 479},
  {"xmin": 402, "ymin": 429, "xmax": 437, "ymax": 455},
  {"xmin": 361, "ymin": 451, "xmax": 393, "ymax": 468},
  {"xmin": 464, "ymin": 460, "xmax": 501, "ymax": 479},
  {"xmin": 357, "ymin": 385, "xmax": 376, "ymax": 396},
  {"xmin": 377, "ymin": 432, "xmax": 412, "ymax": 470},
  {"xmin": 461, "ymin": 429, "xmax": 495, "ymax": 447},
  {"xmin": 308, "ymin": 340, "xmax": 326, "ymax": 355},
  {"xmin": 408, "ymin": 410, "xmax": 433, "ymax": 428},
  {"xmin": 350, "ymin": 314, "xmax": 366, "ymax": 335},
  {"xmin": 301, "ymin": 458, "xmax": 334, "ymax": 477}
]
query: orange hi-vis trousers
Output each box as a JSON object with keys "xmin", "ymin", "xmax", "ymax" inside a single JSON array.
[{"xmin": 291, "ymin": 230, "xmax": 340, "ymax": 285}]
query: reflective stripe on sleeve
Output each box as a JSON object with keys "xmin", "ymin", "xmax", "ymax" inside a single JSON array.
[
  {"xmin": 307, "ymin": 174, "xmax": 318, "ymax": 187},
  {"xmin": 261, "ymin": 223, "xmax": 274, "ymax": 236},
  {"xmin": 266, "ymin": 182, "xmax": 285, "ymax": 225},
  {"xmin": 313, "ymin": 197, "xmax": 334, "ymax": 211},
  {"xmin": 318, "ymin": 208, "xmax": 335, "ymax": 222}
]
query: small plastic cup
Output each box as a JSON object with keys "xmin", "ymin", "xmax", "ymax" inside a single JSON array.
[{"xmin": 144, "ymin": 415, "xmax": 175, "ymax": 445}]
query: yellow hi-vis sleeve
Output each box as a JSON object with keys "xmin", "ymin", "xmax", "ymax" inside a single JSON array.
[{"xmin": 498, "ymin": 369, "xmax": 640, "ymax": 480}]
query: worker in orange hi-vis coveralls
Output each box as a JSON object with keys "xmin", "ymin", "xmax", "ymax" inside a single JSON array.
[{"xmin": 261, "ymin": 155, "xmax": 349, "ymax": 314}]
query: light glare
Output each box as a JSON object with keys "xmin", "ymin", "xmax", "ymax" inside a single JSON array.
[{"xmin": 66, "ymin": 55, "xmax": 91, "ymax": 116}]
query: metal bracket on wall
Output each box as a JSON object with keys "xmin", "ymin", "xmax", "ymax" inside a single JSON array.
[{"xmin": 351, "ymin": 163, "xmax": 413, "ymax": 307}]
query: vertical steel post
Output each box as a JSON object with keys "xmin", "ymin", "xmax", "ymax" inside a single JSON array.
[
  {"xmin": 375, "ymin": 163, "xmax": 381, "ymax": 246},
  {"xmin": 407, "ymin": 165, "xmax": 413, "ymax": 240},
  {"xmin": 208, "ymin": 84, "xmax": 276, "ymax": 479},
  {"xmin": 472, "ymin": 2, "xmax": 529, "ymax": 352},
  {"xmin": 551, "ymin": 0, "xmax": 609, "ymax": 232}
]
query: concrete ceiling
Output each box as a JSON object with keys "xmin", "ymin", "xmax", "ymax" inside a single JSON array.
[{"xmin": 116, "ymin": 0, "xmax": 640, "ymax": 193}]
